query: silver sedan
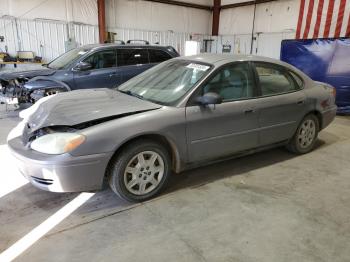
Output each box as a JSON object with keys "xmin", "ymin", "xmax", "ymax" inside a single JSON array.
[{"xmin": 8, "ymin": 54, "xmax": 337, "ymax": 202}]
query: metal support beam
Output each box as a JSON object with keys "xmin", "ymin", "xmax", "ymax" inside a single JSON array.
[
  {"xmin": 212, "ymin": 0, "xmax": 221, "ymax": 36},
  {"xmin": 221, "ymin": 0, "xmax": 279, "ymax": 10},
  {"xmin": 97, "ymin": 0, "xmax": 106, "ymax": 43},
  {"xmin": 143, "ymin": 0, "xmax": 212, "ymax": 10}
]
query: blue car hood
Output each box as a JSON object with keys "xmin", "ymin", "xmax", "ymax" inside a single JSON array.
[
  {"xmin": 0, "ymin": 67, "xmax": 55, "ymax": 81},
  {"xmin": 27, "ymin": 88, "xmax": 161, "ymax": 131}
]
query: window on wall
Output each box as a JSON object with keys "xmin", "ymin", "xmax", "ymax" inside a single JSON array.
[
  {"xmin": 83, "ymin": 50, "xmax": 117, "ymax": 69},
  {"xmin": 117, "ymin": 49, "xmax": 149, "ymax": 66},
  {"xmin": 202, "ymin": 62, "xmax": 255, "ymax": 102},
  {"xmin": 149, "ymin": 49, "xmax": 172, "ymax": 63},
  {"xmin": 255, "ymin": 63, "xmax": 300, "ymax": 96}
]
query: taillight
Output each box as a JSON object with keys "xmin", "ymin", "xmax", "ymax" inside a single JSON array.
[{"xmin": 332, "ymin": 87, "xmax": 337, "ymax": 98}]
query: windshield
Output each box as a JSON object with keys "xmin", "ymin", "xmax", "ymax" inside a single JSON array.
[
  {"xmin": 47, "ymin": 47, "xmax": 90, "ymax": 70},
  {"xmin": 117, "ymin": 59, "xmax": 212, "ymax": 105}
]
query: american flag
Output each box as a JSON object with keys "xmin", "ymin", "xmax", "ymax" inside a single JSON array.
[{"xmin": 296, "ymin": 0, "xmax": 350, "ymax": 39}]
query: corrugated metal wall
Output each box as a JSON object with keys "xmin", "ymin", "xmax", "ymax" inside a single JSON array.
[
  {"xmin": 0, "ymin": 17, "xmax": 293, "ymax": 62},
  {"xmin": 0, "ymin": 17, "xmax": 98, "ymax": 62},
  {"xmin": 0, "ymin": 17, "xmax": 210, "ymax": 61}
]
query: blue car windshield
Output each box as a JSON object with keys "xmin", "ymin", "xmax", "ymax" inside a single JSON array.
[
  {"xmin": 117, "ymin": 59, "xmax": 212, "ymax": 105},
  {"xmin": 47, "ymin": 47, "xmax": 90, "ymax": 70}
]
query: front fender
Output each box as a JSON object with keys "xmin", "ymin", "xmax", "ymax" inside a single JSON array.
[{"xmin": 24, "ymin": 77, "xmax": 71, "ymax": 92}]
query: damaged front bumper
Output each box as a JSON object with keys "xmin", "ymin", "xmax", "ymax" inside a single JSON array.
[
  {"xmin": 0, "ymin": 79, "xmax": 30, "ymax": 105},
  {"xmin": 8, "ymin": 135, "xmax": 113, "ymax": 192}
]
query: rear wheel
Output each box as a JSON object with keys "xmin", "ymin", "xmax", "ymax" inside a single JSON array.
[
  {"xmin": 287, "ymin": 114, "xmax": 319, "ymax": 154},
  {"xmin": 108, "ymin": 140, "xmax": 171, "ymax": 202}
]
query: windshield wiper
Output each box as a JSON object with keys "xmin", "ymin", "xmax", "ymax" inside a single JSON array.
[{"xmin": 118, "ymin": 89, "xmax": 144, "ymax": 100}]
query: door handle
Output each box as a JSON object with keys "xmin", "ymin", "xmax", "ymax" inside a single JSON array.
[
  {"xmin": 296, "ymin": 100, "xmax": 305, "ymax": 105},
  {"xmin": 244, "ymin": 109, "xmax": 255, "ymax": 114}
]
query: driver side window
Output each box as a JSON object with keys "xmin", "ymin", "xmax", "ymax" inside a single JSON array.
[
  {"xmin": 83, "ymin": 50, "xmax": 117, "ymax": 70},
  {"xmin": 202, "ymin": 62, "xmax": 255, "ymax": 102}
]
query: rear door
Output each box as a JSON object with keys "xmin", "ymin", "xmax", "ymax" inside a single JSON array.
[
  {"xmin": 148, "ymin": 49, "xmax": 173, "ymax": 65},
  {"xmin": 252, "ymin": 62, "xmax": 308, "ymax": 146},
  {"xmin": 116, "ymin": 48, "xmax": 153, "ymax": 85},
  {"xmin": 186, "ymin": 62, "xmax": 260, "ymax": 163},
  {"xmin": 73, "ymin": 49, "xmax": 119, "ymax": 89}
]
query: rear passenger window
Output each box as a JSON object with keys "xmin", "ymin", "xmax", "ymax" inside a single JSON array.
[
  {"xmin": 255, "ymin": 63, "xmax": 299, "ymax": 96},
  {"xmin": 149, "ymin": 49, "xmax": 172, "ymax": 63},
  {"xmin": 289, "ymin": 71, "xmax": 303, "ymax": 89},
  {"xmin": 117, "ymin": 49, "xmax": 149, "ymax": 66}
]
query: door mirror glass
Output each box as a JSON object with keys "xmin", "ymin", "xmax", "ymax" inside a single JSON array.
[
  {"xmin": 195, "ymin": 92, "xmax": 222, "ymax": 105},
  {"xmin": 74, "ymin": 62, "xmax": 92, "ymax": 71}
]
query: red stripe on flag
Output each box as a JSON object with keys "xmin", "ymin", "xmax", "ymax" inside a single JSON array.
[
  {"xmin": 313, "ymin": 0, "xmax": 325, "ymax": 38},
  {"xmin": 335, "ymin": 0, "xmax": 347, "ymax": 38},
  {"xmin": 324, "ymin": 0, "xmax": 335, "ymax": 38},
  {"xmin": 346, "ymin": 12, "xmax": 350, "ymax": 37},
  {"xmin": 296, "ymin": 0, "xmax": 306, "ymax": 39},
  {"xmin": 303, "ymin": 0, "xmax": 315, "ymax": 39}
]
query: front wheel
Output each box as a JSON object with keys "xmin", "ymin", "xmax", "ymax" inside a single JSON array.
[
  {"xmin": 44, "ymin": 88, "xmax": 65, "ymax": 97},
  {"xmin": 108, "ymin": 140, "xmax": 171, "ymax": 202},
  {"xmin": 287, "ymin": 114, "xmax": 319, "ymax": 154}
]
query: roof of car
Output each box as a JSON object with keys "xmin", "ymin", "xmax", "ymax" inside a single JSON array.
[
  {"xmin": 178, "ymin": 53, "xmax": 312, "ymax": 82},
  {"xmin": 82, "ymin": 43, "xmax": 173, "ymax": 51},
  {"xmin": 179, "ymin": 53, "xmax": 286, "ymax": 67}
]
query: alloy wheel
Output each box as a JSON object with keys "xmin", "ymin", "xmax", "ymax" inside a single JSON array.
[
  {"xmin": 123, "ymin": 151, "xmax": 165, "ymax": 195},
  {"xmin": 297, "ymin": 119, "xmax": 316, "ymax": 149}
]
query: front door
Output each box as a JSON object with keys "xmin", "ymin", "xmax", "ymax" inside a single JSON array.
[
  {"xmin": 74, "ymin": 49, "xmax": 120, "ymax": 89},
  {"xmin": 186, "ymin": 62, "xmax": 260, "ymax": 163}
]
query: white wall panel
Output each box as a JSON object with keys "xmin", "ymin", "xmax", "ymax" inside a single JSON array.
[
  {"xmin": 220, "ymin": 0, "xmax": 298, "ymax": 35},
  {"xmin": 73, "ymin": 23, "xmax": 99, "ymax": 46},
  {"xmin": 106, "ymin": 0, "xmax": 211, "ymax": 34},
  {"xmin": 219, "ymin": 5, "xmax": 255, "ymax": 35},
  {"xmin": 254, "ymin": 31, "xmax": 295, "ymax": 59},
  {"xmin": 0, "ymin": 0, "xmax": 98, "ymax": 25},
  {"xmin": 254, "ymin": 0, "xmax": 299, "ymax": 33},
  {"xmin": 218, "ymin": 0, "xmax": 300, "ymax": 59}
]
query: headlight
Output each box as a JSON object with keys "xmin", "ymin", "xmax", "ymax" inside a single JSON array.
[{"xmin": 30, "ymin": 133, "xmax": 85, "ymax": 155}]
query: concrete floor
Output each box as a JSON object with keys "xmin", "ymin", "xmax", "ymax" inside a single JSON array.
[{"xmin": 0, "ymin": 104, "xmax": 350, "ymax": 262}]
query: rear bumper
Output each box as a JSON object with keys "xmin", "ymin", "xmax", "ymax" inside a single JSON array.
[
  {"xmin": 8, "ymin": 137, "xmax": 113, "ymax": 192},
  {"xmin": 321, "ymin": 106, "xmax": 337, "ymax": 129}
]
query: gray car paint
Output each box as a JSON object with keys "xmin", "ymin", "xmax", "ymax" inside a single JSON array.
[
  {"xmin": 27, "ymin": 88, "xmax": 161, "ymax": 131},
  {"xmin": 8, "ymin": 54, "xmax": 337, "ymax": 193}
]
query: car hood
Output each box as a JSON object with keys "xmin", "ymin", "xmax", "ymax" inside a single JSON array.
[
  {"xmin": 0, "ymin": 67, "xmax": 55, "ymax": 81},
  {"xmin": 27, "ymin": 88, "xmax": 162, "ymax": 132}
]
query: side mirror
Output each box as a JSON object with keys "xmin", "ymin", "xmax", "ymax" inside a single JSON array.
[
  {"xmin": 195, "ymin": 92, "xmax": 222, "ymax": 106},
  {"xmin": 74, "ymin": 62, "xmax": 92, "ymax": 71}
]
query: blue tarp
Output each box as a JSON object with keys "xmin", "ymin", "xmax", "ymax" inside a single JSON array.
[{"xmin": 281, "ymin": 38, "xmax": 350, "ymax": 114}]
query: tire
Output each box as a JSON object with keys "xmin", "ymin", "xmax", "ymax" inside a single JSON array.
[
  {"xmin": 108, "ymin": 139, "xmax": 171, "ymax": 202},
  {"xmin": 287, "ymin": 114, "xmax": 319, "ymax": 154}
]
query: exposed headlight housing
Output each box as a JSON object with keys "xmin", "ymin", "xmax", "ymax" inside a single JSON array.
[{"xmin": 30, "ymin": 133, "xmax": 85, "ymax": 155}]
